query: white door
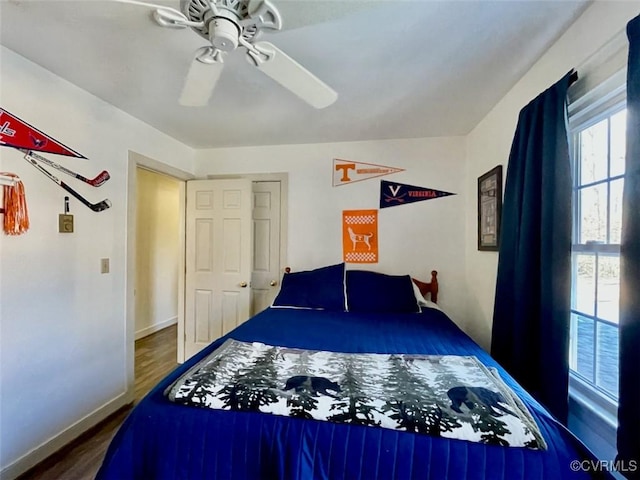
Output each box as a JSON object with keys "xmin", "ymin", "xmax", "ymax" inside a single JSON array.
[
  {"xmin": 184, "ymin": 179, "xmax": 252, "ymax": 360},
  {"xmin": 250, "ymin": 181, "xmax": 282, "ymax": 315}
]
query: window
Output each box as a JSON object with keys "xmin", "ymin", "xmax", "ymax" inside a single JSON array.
[{"xmin": 568, "ymin": 87, "xmax": 625, "ymax": 410}]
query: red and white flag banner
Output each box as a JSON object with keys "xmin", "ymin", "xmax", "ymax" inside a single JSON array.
[{"xmin": 0, "ymin": 108, "xmax": 86, "ymax": 158}]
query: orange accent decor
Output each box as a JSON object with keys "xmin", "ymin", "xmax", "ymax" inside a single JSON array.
[
  {"xmin": 342, "ymin": 209, "xmax": 378, "ymax": 263},
  {"xmin": 333, "ymin": 158, "xmax": 404, "ymax": 187},
  {"xmin": 1, "ymin": 173, "xmax": 29, "ymax": 235}
]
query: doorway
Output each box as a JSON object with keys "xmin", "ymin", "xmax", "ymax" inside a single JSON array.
[
  {"xmin": 135, "ymin": 167, "xmax": 181, "ymax": 340},
  {"xmin": 126, "ymin": 160, "xmax": 288, "ymax": 400},
  {"xmin": 125, "ymin": 151, "xmax": 192, "ymax": 402}
]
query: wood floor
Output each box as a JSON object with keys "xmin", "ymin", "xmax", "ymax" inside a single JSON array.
[{"xmin": 17, "ymin": 325, "xmax": 179, "ymax": 480}]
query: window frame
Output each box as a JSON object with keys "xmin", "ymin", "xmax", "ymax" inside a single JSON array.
[{"xmin": 567, "ymin": 73, "xmax": 625, "ymax": 420}]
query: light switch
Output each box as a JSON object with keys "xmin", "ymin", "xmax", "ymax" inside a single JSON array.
[
  {"xmin": 101, "ymin": 258, "xmax": 110, "ymax": 274},
  {"xmin": 58, "ymin": 214, "xmax": 74, "ymax": 233}
]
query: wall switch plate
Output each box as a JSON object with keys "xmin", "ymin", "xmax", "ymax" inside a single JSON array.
[
  {"xmin": 58, "ymin": 214, "xmax": 74, "ymax": 233},
  {"xmin": 100, "ymin": 258, "xmax": 110, "ymax": 274}
]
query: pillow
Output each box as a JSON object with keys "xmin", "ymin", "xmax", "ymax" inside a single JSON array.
[
  {"xmin": 411, "ymin": 281, "xmax": 442, "ymax": 311},
  {"xmin": 346, "ymin": 270, "xmax": 420, "ymax": 313},
  {"xmin": 421, "ymin": 300, "xmax": 441, "ymax": 311},
  {"xmin": 272, "ymin": 263, "xmax": 346, "ymax": 311},
  {"xmin": 412, "ymin": 279, "xmax": 430, "ymax": 307}
]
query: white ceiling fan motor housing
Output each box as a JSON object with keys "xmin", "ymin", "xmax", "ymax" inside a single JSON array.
[
  {"xmin": 181, "ymin": 0, "xmax": 258, "ymax": 45},
  {"xmin": 208, "ymin": 15, "xmax": 241, "ymax": 52}
]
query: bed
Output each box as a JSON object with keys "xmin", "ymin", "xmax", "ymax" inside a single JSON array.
[{"xmin": 97, "ymin": 264, "xmax": 602, "ymax": 479}]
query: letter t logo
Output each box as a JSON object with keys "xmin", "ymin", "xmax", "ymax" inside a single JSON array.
[{"xmin": 335, "ymin": 163, "xmax": 356, "ymax": 182}]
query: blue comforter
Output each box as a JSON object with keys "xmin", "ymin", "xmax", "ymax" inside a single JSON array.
[{"xmin": 97, "ymin": 307, "xmax": 602, "ymax": 479}]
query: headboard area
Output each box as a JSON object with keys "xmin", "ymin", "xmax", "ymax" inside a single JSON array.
[
  {"xmin": 281, "ymin": 267, "xmax": 439, "ymax": 304},
  {"xmin": 412, "ymin": 270, "xmax": 438, "ymax": 303}
]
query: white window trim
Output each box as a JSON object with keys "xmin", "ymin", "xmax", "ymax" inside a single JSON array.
[
  {"xmin": 569, "ymin": 373, "xmax": 618, "ymax": 428},
  {"xmin": 568, "ymin": 93, "xmax": 625, "ymax": 400},
  {"xmin": 567, "ymin": 41, "xmax": 627, "ymax": 454},
  {"xmin": 569, "ymin": 71, "xmax": 626, "ymax": 132},
  {"xmin": 569, "ymin": 374, "xmax": 618, "ymax": 457}
]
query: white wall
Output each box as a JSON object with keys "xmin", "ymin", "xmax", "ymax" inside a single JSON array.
[
  {"xmin": 464, "ymin": 1, "xmax": 640, "ymax": 351},
  {"xmin": 135, "ymin": 168, "xmax": 181, "ymax": 339},
  {"xmin": 3, "ymin": 1, "xmax": 636, "ymax": 475},
  {"xmin": 0, "ymin": 46, "xmax": 195, "ymax": 477},
  {"xmin": 195, "ymin": 137, "xmax": 470, "ymax": 327}
]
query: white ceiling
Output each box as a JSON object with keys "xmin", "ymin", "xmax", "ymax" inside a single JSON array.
[{"xmin": 0, "ymin": 0, "xmax": 589, "ymax": 149}]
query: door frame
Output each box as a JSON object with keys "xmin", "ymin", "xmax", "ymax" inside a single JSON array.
[
  {"xmin": 126, "ymin": 164, "xmax": 288, "ymax": 381},
  {"xmin": 125, "ymin": 151, "xmax": 193, "ymax": 402}
]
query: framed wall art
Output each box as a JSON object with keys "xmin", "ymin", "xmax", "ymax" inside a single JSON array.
[{"xmin": 477, "ymin": 165, "xmax": 503, "ymax": 251}]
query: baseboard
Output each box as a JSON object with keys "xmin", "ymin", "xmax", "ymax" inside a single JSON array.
[
  {"xmin": 0, "ymin": 392, "xmax": 130, "ymax": 480},
  {"xmin": 135, "ymin": 316, "xmax": 177, "ymax": 340}
]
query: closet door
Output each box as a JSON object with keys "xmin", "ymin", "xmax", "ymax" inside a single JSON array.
[{"xmin": 250, "ymin": 181, "xmax": 282, "ymax": 315}]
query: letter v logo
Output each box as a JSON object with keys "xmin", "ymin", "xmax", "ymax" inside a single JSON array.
[{"xmin": 388, "ymin": 185, "xmax": 401, "ymax": 196}]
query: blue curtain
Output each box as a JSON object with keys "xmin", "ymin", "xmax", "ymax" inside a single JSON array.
[
  {"xmin": 491, "ymin": 71, "xmax": 576, "ymax": 424},
  {"xmin": 616, "ymin": 16, "xmax": 640, "ymax": 476}
]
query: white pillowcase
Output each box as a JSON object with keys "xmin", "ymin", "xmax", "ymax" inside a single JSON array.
[
  {"xmin": 411, "ymin": 280, "xmax": 441, "ymax": 311},
  {"xmin": 421, "ymin": 299, "xmax": 441, "ymax": 311}
]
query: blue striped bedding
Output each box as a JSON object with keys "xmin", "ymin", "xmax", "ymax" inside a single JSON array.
[{"xmin": 97, "ymin": 307, "xmax": 602, "ymax": 479}]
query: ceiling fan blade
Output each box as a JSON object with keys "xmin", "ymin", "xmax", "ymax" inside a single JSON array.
[
  {"xmin": 111, "ymin": 0, "xmax": 203, "ymax": 28},
  {"xmin": 256, "ymin": 1, "xmax": 380, "ymax": 33},
  {"xmin": 247, "ymin": 41, "xmax": 337, "ymax": 109},
  {"xmin": 179, "ymin": 48, "xmax": 225, "ymax": 107},
  {"xmin": 241, "ymin": 0, "xmax": 282, "ymax": 31}
]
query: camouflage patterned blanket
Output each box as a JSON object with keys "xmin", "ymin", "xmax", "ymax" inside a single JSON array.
[{"xmin": 166, "ymin": 339, "xmax": 546, "ymax": 449}]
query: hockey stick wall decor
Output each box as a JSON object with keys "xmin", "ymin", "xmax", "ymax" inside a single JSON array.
[
  {"xmin": 1, "ymin": 108, "xmax": 112, "ymax": 214},
  {"xmin": 23, "ymin": 153, "xmax": 111, "ymax": 212},
  {"xmin": 20, "ymin": 149, "xmax": 110, "ymax": 187}
]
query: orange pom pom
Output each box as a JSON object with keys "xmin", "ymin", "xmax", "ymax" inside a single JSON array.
[{"xmin": 2, "ymin": 173, "xmax": 29, "ymax": 235}]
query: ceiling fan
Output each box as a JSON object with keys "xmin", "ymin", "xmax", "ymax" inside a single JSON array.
[{"xmin": 114, "ymin": 0, "xmax": 338, "ymax": 108}]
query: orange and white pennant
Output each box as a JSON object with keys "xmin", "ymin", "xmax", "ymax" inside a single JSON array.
[{"xmin": 333, "ymin": 158, "xmax": 403, "ymax": 187}]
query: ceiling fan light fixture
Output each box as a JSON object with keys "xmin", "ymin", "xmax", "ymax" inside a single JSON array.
[{"xmin": 208, "ymin": 16, "xmax": 241, "ymax": 52}]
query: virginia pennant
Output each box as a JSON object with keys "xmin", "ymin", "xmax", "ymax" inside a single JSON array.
[
  {"xmin": 380, "ymin": 180, "xmax": 455, "ymax": 208},
  {"xmin": 0, "ymin": 108, "xmax": 86, "ymax": 158},
  {"xmin": 333, "ymin": 158, "xmax": 404, "ymax": 187}
]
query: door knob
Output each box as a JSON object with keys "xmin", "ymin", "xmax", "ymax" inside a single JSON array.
[
  {"xmin": 270, "ymin": 280, "xmax": 277, "ymax": 286},
  {"xmin": 240, "ymin": 282, "xmax": 248, "ymax": 288}
]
